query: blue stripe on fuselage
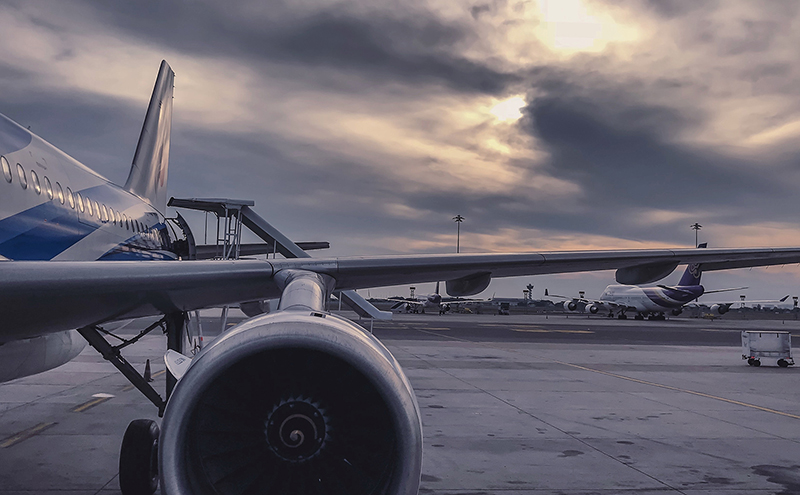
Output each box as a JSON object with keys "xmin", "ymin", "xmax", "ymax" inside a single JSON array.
[
  {"xmin": 0, "ymin": 202, "xmax": 93, "ymax": 260},
  {"xmin": 0, "ymin": 182, "xmax": 170, "ymax": 261},
  {"xmin": 0, "ymin": 114, "xmax": 33, "ymax": 156}
]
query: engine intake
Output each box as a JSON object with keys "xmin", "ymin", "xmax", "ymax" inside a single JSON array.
[{"xmin": 160, "ymin": 311, "xmax": 422, "ymax": 495}]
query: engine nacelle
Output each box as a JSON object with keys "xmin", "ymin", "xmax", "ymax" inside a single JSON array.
[
  {"xmin": 584, "ymin": 303, "xmax": 599, "ymax": 314},
  {"xmin": 0, "ymin": 330, "xmax": 86, "ymax": 383},
  {"xmin": 710, "ymin": 304, "xmax": 729, "ymax": 315},
  {"xmin": 160, "ymin": 310, "xmax": 422, "ymax": 495},
  {"xmin": 563, "ymin": 300, "xmax": 578, "ymax": 312}
]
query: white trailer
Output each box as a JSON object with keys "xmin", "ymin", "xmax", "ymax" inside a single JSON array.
[{"xmin": 741, "ymin": 331, "xmax": 794, "ymax": 367}]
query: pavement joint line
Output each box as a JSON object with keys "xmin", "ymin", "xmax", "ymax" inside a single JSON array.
[
  {"xmin": 72, "ymin": 395, "xmax": 113, "ymax": 412},
  {"xmin": 554, "ymin": 361, "xmax": 800, "ymax": 421},
  {"xmin": 0, "ymin": 422, "xmax": 57, "ymax": 448},
  {"xmin": 412, "ymin": 327, "xmax": 800, "ymax": 421},
  {"xmin": 406, "ymin": 329, "xmax": 688, "ymax": 494}
]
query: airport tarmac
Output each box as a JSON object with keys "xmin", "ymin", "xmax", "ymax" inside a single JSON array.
[{"xmin": 1, "ymin": 313, "xmax": 799, "ymax": 494}]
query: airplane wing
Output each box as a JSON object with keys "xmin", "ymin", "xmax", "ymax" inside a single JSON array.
[
  {"xmin": 702, "ymin": 286, "xmax": 749, "ymax": 294},
  {"xmin": 388, "ymin": 298, "xmax": 424, "ymax": 309},
  {"xmin": 691, "ymin": 295, "xmax": 791, "ymax": 308},
  {"xmin": 3, "ymin": 246, "xmax": 800, "ymax": 339}
]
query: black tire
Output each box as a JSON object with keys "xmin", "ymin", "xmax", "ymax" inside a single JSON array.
[
  {"xmin": 753, "ymin": 360, "xmax": 761, "ymax": 367},
  {"xmin": 778, "ymin": 359, "xmax": 789, "ymax": 368},
  {"xmin": 747, "ymin": 358, "xmax": 755, "ymax": 366},
  {"xmin": 119, "ymin": 419, "xmax": 159, "ymax": 495}
]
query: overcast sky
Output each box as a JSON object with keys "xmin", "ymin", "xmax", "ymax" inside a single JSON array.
[{"xmin": 2, "ymin": 0, "xmax": 800, "ymax": 301}]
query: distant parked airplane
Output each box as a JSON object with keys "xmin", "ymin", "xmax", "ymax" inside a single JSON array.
[{"xmin": 546, "ymin": 244, "xmax": 787, "ymax": 320}]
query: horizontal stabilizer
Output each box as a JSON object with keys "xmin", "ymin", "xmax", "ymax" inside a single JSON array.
[{"xmin": 195, "ymin": 242, "xmax": 329, "ymax": 260}]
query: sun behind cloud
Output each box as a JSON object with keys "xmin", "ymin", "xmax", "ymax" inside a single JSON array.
[{"xmin": 490, "ymin": 96, "xmax": 526, "ymax": 122}]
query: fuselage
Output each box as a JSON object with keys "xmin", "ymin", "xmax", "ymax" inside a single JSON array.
[
  {"xmin": 0, "ymin": 113, "xmax": 177, "ymax": 262},
  {"xmin": 598, "ymin": 284, "xmax": 705, "ymax": 313}
]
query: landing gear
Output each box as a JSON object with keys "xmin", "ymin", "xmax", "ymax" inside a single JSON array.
[
  {"xmin": 78, "ymin": 313, "xmax": 189, "ymax": 495},
  {"xmin": 635, "ymin": 314, "xmax": 645, "ymax": 321},
  {"xmin": 617, "ymin": 313, "xmax": 628, "ymax": 320},
  {"xmin": 119, "ymin": 419, "xmax": 160, "ymax": 495}
]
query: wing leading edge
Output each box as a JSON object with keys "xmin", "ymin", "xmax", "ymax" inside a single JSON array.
[{"xmin": 3, "ymin": 246, "xmax": 800, "ymax": 340}]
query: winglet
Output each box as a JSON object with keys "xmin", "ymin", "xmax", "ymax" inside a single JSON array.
[{"xmin": 125, "ymin": 60, "xmax": 174, "ymax": 212}]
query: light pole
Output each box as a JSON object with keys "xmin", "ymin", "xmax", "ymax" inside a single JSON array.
[
  {"xmin": 453, "ymin": 215, "xmax": 464, "ymax": 253},
  {"xmin": 690, "ymin": 223, "xmax": 702, "ymax": 248}
]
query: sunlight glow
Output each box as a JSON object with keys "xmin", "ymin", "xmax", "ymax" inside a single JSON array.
[
  {"xmin": 536, "ymin": 0, "xmax": 637, "ymax": 54},
  {"xmin": 490, "ymin": 96, "xmax": 526, "ymax": 122}
]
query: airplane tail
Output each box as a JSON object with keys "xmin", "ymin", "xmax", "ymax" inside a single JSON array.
[
  {"xmin": 124, "ymin": 60, "xmax": 175, "ymax": 213},
  {"xmin": 678, "ymin": 242, "xmax": 707, "ymax": 286}
]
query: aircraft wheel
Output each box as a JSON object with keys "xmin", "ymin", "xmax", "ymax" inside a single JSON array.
[
  {"xmin": 778, "ymin": 359, "xmax": 789, "ymax": 368},
  {"xmin": 617, "ymin": 314, "xmax": 627, "ymax": 320},
  {"xmin": 747, "ymin": 358, "xmax": 755, "ymax": 366},
  {"xmin": 753, "ymin": 359, "xmax": 761, "ymax": 367},
  {"xmin": 119, "ymin": 419, "xmax": 159, "ymax": 495}
]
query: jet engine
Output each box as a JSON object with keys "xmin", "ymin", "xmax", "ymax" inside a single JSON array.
[
  {"xmin": 584, "ymin": 303, "xmax": 599, "ymax": 314},
  {"xmin": 563, "ymin": 300, "xmax": 578, "ymax": 312},
  {"xmin": 710, "ymin": 304, "xmax": 729, "ymax": 315},
  {"xmin": 159, "ymin": 310, "xmax": 422, "ymax": 495}
]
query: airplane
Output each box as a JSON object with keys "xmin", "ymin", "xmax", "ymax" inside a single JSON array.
[
  {"xmin": 389, "ymin": 282, "xmax": 452, "ymax": 314},
  {"xmin": 546, "ymin": 245, "xmax": 789, "ymax": 320},
  {"xmin": 6, "ymin": 61, "xmax": 800, "ymax": 495}
]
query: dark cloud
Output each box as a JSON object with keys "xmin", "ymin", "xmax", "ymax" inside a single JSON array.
[
  {"xmin": 519, "ymin": 83, "xmax": 800, "ymax": 243},
  {"xmin": 55, "ymin": 0, "xmax": 518, "ymax": 94}
]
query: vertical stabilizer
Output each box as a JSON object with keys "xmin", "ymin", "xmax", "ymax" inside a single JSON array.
[
  {"xmin": 124, "ymin": 60, "xmax": 174, "ymax": 212},
  {"xmin": 678, "ymin": 242, "xmax": 707, "ymax": 286}
]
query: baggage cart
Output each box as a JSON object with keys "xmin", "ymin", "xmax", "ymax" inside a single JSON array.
[{"xmin": 741, "ymin": 331, "xmax": 793, "ymax": 367}]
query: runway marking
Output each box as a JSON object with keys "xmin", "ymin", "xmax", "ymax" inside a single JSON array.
[
  {"xmin": 1, "ymin": 422, "xmax": 57, "ymax": 448},
  {"xmin": 72, "ymin": 393, "xmax": 115, "ymax": 412},
  {"xmin": 511, "ymin": 328, "xmax": 594, "ymax": 334},
  {"xmin": 121, "ymin": 369, "xmax": 166, "ymax": 392},
  {"xmin": 556, "ymin": 361, "xmax": 800, "ymax": 421},
  {"xmin": 425, "ymin": 327, "xmax": 451, "ymax": 330}
]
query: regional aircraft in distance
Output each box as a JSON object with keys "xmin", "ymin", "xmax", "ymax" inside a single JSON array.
[
  {"xmin": 546, "ymin": 244, "xmax": 789, "ymax": 320},
  {"xmin": 6, "ymin": 61, "xmax": 800, "ymax": 495}
]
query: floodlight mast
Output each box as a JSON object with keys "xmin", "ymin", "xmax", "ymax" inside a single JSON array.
[
  {"xmin": 453, "ymin": 215, "xmax": 465, "ymax": 253},
  {"xmin": 690, "ymin": 222, "xmax": 702, "ymax": 248}
]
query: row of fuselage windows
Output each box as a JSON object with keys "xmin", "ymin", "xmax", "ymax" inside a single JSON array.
[{"xmin": 1, "ymin": 155, "xmax": 151, "ymax": 233}]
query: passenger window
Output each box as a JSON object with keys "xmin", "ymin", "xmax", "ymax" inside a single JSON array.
[
  {"xmin": 95, "ymin": 201, "xmax": 101, "ymax": 220},
  {"xmin": 55, "ymin": 182, "xmax": 65, "ymax": 204},
  {"xmin": 108, "ymin": 207, "xmax": 115, "ymax": 224},
  {"xmin": 75, "ymin": 192, "xmax": 84, "ymax": 212},
  {"xmin": 30, "ymin": 170, "xmax": 41, "ymax": 194},
  {"xmin": 43, "ymin": 176, "xmax": 53, "ymax": 199},
  {"xmin": 86, "ymin": 196, "xmax": 93, "ymax": 216},
  {"xmin": 115, "ymin": 211, "xmax": 121, "ymax": 225},
  {"xmin": 1, "ymin": 156, "xmax": 11, "ymax": 183},
  {"xmin": 66, "ymin": 187, "xmax": 75, "ymax": 209},
  {"xmin": 123, "ymin": 214, "xmax": 129, "ymax": 230},
  {"xmin": 16, "ymin": 163, "xmax": 27, "ymax": 189}
]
